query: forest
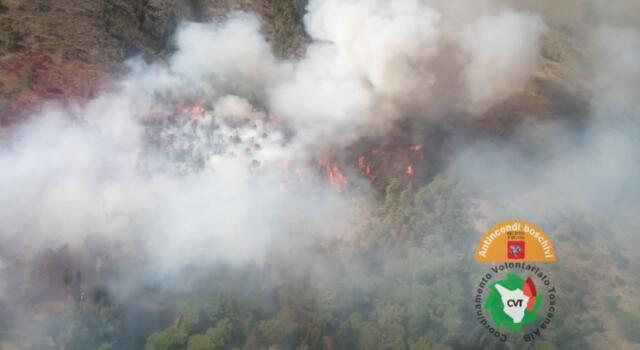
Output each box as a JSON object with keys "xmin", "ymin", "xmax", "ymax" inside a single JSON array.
[
  {"xmin": 0, "ymin": 1, "xmax": 639, "ymax": 349},
  {"xmin": 2, "ymin": 177, "xmax": 630, "ymax": 350}
]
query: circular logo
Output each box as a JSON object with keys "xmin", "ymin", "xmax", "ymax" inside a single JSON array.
[{"xmin": 485, "ymin": 273, "xmax": 541, "ymax": 331}]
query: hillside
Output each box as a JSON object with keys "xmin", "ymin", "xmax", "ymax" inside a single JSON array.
[
  {"xmin": 0, "ymin": 1, "xmax": 638, "ymax": 350},
  {"xmin": 0, "ymin": 0, "xmax": 305, "ymax": 123}
]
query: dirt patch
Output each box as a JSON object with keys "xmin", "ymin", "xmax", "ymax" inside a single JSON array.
[{"xmin": 0, "ymin": 51, "xmax": 107, "ymax": 124}]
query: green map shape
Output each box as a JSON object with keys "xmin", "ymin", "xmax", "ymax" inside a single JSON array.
[{"xmin": 485, "ymin": 273, "xmax": 543, "ymax": 331}]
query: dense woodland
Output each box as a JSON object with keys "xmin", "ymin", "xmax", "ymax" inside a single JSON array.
[
  {"xmin": 2, "ymin": 176, "xmax": 632, "ymax": 350},
  {"xmin": 1, "ymin": 1, "xmax": 639, "ymax": 349}
]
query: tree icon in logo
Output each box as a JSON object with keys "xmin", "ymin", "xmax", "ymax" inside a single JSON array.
[{"xmin": 486, "ymin": 273, "xmax": 542, "ymax": 331}]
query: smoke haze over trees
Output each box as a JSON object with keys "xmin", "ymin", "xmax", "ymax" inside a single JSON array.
[{"xmin": 0, "ymin": 0, "xmax": 639, "ymax": 349}]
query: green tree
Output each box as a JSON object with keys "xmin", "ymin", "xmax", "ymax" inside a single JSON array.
[
  {"xmin": 179, "ymin": 307, "xmax": 202, "ymax": 335},
  {"xmin": 410, "ymin": 333, "xmax": 452, "ymax": 350},
  {"xmin": 207, "ymin": 319, "xmax": 235, "ymax": 349},
  {"xmin": 259, "ymin": 308, "xmax": 299, "ymax": 347},
  {"xmin": 186, "ymin": 334, "xmax": 210, "ymax": 350},
  {"xmin": 145, "ymin": 327, "xmax": 188, "ymax": 350},
  {"xmin": 183, "ymin": 318, "xmax": 237, "ymax": 350}
]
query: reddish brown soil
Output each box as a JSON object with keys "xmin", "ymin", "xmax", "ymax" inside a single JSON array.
[{"xmin": 0, "ymin": 51, "xmax": 108, "ymax": 124}]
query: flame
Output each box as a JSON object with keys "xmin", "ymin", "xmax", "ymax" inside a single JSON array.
[
  {"xmin": 277, "ymin": 157, "xmax": 345, "ymax": 191},
  {"xmin": 357, "ymin": 155, "xmax": 374, "ymax": 179},
  {"xmin": 267, "ymin": 113, "xmax": 284, "ymax": 124},
  {"xmin": 181, "ymin": 104, "xmax": 205, "ymax": 116},
  {"xmin": 410, "ymin": 143, "xmax": 424, "ymax": 159},
  {"xmin": 405, "ymin": 165, "xmax": 414, "ymax": 176},
  {"xmin": 318, "ymin": 158, "xmax": 348, "ymax": 190},
  {"xmin": 325, "ymin": 164, "xmax": 348, "ymax": 189}
]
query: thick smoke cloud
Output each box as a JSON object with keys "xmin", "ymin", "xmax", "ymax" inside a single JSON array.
[
  {"xmin": 271, "ymin": 0, "xmax": 547, "ymax": 146},
  {"xmin": 0, "ymin": 1, "xmax": 549, "ymax": 282},
  {"xmin": 459, "ymin": 11, "xmax": 544, "ymax": 112},
  {"xmin": 450, "ymin": 23, "xmax": 640, "ymax": 226},
  {"xmin": 8, "ymin": 0, "xmax": 639, "ymax": 313},
  {"xmin": 0, "ymin": 14, "xmax": 340, "ymax": 281},
  {"xmin": 1, "ymin": 1, "xmax": 639, "ymax": 348}
]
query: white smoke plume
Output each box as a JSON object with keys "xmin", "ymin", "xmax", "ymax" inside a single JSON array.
[
  {"xmin": 1, "ymin": 3, "xmax": 639, "ymax": 349},
  {"xmin": 0, "ymin": 1, "xmax": 550, "ymax": 282},
  {"xmin": 450, "ymin": 23, "xmax": 640, "ymax": 226},
  {"xmin": 272, "ymin": 0, "xmax": 547, "ymax": 146},
  {"xmin": 459, "ymin": 11, "xmax": 544, "ymax": 112}
]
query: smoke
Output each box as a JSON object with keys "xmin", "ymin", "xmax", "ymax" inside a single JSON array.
[
  {"xmin": 0, "ymin": 26, "xmax": 325, "ymax": 293},
  {"xmin": 459, "ymin": 11, "xmax": 544, "ymax": 112},
  {"xmin": 168, "ymin": 14, "xmax": 279, "ymax": 96},
  {"xmin": 449, "ymin": 23, "xmax": 640, "ymax": 226},
  {"xmin": 0, "ymin": 1, "xmax": 550, "ymax": 276},
  {"xmin": 2, "ymin": 0, "xmax": 639, "ymax": 346},
  {"xmin": 271, "ymin": 0, "xmax": 547, "ymax": 146}
]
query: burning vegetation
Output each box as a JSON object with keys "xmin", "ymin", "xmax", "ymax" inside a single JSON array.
[{"xmin": 0, "ymin": 1, "xmax": 639, "ymax": 350}]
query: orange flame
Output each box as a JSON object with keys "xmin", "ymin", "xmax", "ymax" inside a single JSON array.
[
  {"xmin": 181, "ymin": 104, "xmax": 205, "ymax": 116},
  {"xmin": 318, "ymin": 158, "xmax": 348, "ymax": 190},
  {"xmin": 357, "ymin": 155, "xmax": 374, "ymax": 179},
  {"xmin": 410, "ymin": 143, "xmax": 424, "ymax": 159},
  {"xmin": 266, "ymin": 114, "xmax": 284, "ymax": 124},
  {"xmin": 405, "ymin": 165, "xmax": 414, "ymax": 176},
  {"xmin": 277, "ymin": 157, "xmax": 346, "ymax": 191}
]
